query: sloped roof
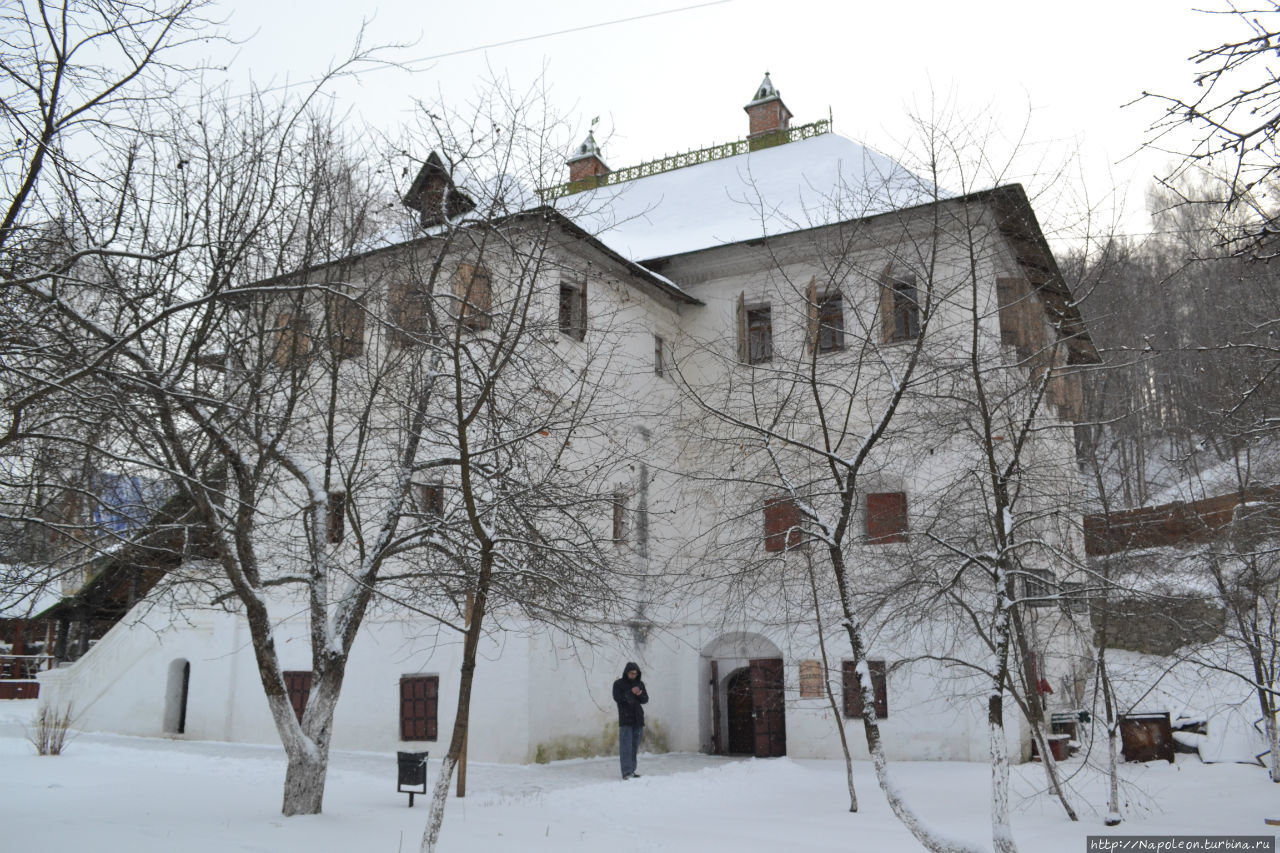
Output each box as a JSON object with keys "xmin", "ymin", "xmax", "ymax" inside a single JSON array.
[{"xmin": 567, "ymin": 132, "xmax": 933, "ymax": 263}]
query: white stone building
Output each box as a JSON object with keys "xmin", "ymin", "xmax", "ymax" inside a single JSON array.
[{"xmin": 36, "ymin": 76, "xmax": 1098, "ymax": 766}]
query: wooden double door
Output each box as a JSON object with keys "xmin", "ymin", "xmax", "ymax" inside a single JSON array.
[{"xmin": 722, "ymin": 657, "xmax": 786, "ymax": 758}]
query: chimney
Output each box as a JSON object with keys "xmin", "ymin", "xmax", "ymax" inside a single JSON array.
[
  {"xmin": 744, "ymin": 72, "xmax": 793, "ymax": 146},
  {"xmin": 566, "ymin": 129, "xmax": 610, "ymax": 186}
]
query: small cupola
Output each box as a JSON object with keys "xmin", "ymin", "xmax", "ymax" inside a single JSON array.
[
  {"xmin": 404, "ymin": 151, "xmax": 475, "ymax": 227},
  {"xmin": 744, "ymin": 72, "xmax": 793, "ymax": 142},
  {"xmin": 566, "ymin": 128, "xmax": 610, "ymax": 185}
]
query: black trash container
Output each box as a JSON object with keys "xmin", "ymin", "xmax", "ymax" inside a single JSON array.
[{"xmin": 397, "ymin": 751, "xmax": 429, "ymax": 806}]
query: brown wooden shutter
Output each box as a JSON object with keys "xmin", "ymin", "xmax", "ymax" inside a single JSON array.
[
  {"xmin": 736, "ymin": 291, "xmax": 748, "ymax": 362},
  {"xmin": 866, "ymin": 492, "xmax": 908, "ymax": 544},
  {"xmin": 327, "ymin": 293, "xmax": 364, "ymax": 359},
  {"xmin": 878, "ymin": 264, "xmax": 895, "ymax": 344},
  {"xmin": 454, "ymin": 263, "xmax": 491, "ymax": 331},
  {"xmin": 805, "ymin": 276, "xmax": 819, "ymax": 354},
  {"xmin": 764, "ymin": 496, "xmax": 802, "ymax": 552},
  {"xmin": 400, "ymin": 675, "xmax": 439, "ymax": 741},
  {"xmin": 327, "ymin": 491, "xmax": 346, "ymax": 544},
  {"xmin": 576, "ymin": 278, "xmax": 588, "ymax": 340},
  {"xmin": 283, "ymin": 671, "xmax": 313, "ymax": 723},
  {"xmin": 842, "ymin": 660, "xmax": 888, "ymax": 718},
  {"xmin": 273, "ymin": 311, "xmax": 312, "ymax": 367}
]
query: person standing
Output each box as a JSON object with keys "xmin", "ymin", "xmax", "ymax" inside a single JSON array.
[{"xmin": 612, "ymin": 661, "xmax": 648, "ymax": 779}]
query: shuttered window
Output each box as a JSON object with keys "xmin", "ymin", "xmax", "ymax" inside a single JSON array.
[
  {"xmin": 866, "ymin": 492, "xmax": 908, "ymax": 544},
  {"xmin": 326, "ymin": 293, "xmax": 364, "ymax": 359},
  {"xmin": 400, "ymin": 675, "xmax": 439, "ymax": 741},
  {"xmin": 283, "ymin": 671, "xmax": 312, "ymax": 724},
  {"xmin": 842, "ymin": 659, "xmax": 888, "ymax": 719},
  {"xmin": 764, "ymin": 496, "xmax": 803, "ymax": 552}
]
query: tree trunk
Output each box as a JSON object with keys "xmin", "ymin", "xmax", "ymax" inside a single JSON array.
[
  {"xmin": 1099, "ymin": 653, "xmax": 1122, "ymax": 826},
  {"xmin": 806, "ymin": 552, "xmax": 857, "ymax": 812},
  {"xmin": 988, "ymin": 695, "xmax": 1017, "ymax": 853},
  {"xmin": 282, "ymin": 747, "xmax": 330, "ymax": 816}
]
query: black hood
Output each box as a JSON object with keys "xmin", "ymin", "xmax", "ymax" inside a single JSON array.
[{"xmin": 622, "ymin": 661, "xmax": 642, "ymax": 680}]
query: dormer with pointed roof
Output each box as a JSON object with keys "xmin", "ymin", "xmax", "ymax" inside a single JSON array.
[
  {"xmin": 744, "ymin": 72, "xmax": 793, "ymax": 146},
  {"xmin": 566, "ymin": 129, "xmax": 611, "ymax": 187},
  {"xmin": 403, "ymin": 151, "xmax": 476, "ymax": 228}
]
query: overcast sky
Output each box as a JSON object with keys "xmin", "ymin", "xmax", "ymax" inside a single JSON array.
[{"xmin": 206, "ymin": 0, "xmax": 1246, "ymax": 247}]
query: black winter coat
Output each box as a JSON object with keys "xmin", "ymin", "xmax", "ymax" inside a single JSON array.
[{"xmin": 612, "ymin": 661, "xmax": 648, "ymax": 727}]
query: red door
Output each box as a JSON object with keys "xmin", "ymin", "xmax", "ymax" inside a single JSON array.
[{"xmin": 749, "ymin": 658, "xmax": 786, "ymax": 758}]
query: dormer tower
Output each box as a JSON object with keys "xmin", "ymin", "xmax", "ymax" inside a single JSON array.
[
  {"xmin": 566, "ymin": 129, "xmax": 610, "ymax": 186},
  {"xmin": 744, "ymin": 72, "xmax": 793, "ymax": 145}
]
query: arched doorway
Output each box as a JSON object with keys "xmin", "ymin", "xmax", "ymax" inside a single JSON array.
[{"xmin": 703, "ymin": 632, "xmax": 786, "ymax": 758}]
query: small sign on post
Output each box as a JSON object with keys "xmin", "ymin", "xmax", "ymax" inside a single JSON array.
[{"xmin": 397, "ymin": 751, "xmax": 429, "ymax": 807}]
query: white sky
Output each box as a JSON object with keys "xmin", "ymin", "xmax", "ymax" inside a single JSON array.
[{"xmin": 205, "ymin": 0, "xmax": 1247, "ymax": 248}]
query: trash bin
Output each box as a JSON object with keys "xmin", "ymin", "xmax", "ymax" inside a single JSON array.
[
  {"xmin": 1046, "ymin": 734, "xmax": 1070, "ymax": 761},
  {"xmin": 397, "ymin": 751, "xmax": 429, "ymax": 807}
]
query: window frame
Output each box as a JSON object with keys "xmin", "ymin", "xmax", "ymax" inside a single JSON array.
[
  {"xmin": 325, "ymin": 291, "xmax": 365, "ymax": 359},
  {"xmin": 817, "ymin": 291, "xmax": 845, "ymax": 353}
]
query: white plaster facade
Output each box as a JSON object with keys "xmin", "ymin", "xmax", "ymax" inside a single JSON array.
[{"xmin": 38, "ymin": 91, "xmax": 1096, "ymax": 767}]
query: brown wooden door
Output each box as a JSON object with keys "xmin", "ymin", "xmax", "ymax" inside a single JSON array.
[
  {"xmin": 726, "ymin": 668, "xmax": 755, "ymax": 755},
  {"xmin": 750, "ymin": 657, "xmax": 786, "ymax": 758}
]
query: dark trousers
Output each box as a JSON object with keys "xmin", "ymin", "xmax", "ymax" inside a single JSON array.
[{"xmin": 619, "ymin": 724, "xmax": 644, "ymax": 777}]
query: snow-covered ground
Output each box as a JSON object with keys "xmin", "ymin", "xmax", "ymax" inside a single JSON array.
[{"xmin": 1, "ymin": 699, "xmax": 1274, "ymax": 852}]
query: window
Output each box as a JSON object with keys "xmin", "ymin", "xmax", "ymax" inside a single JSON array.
[
  {"xmin": 400, "ymin": 675, "xmax": 438, "ymax": 741},
  {"xmin": 1023, "ymin": 567, "xmax": 1056, "ymax": 607},
  {"xmin": 283, "ymin": 671, "xmax": 312, "ymax": 724},
  {"xmin": 388, "ymin": 279, "xmax": 431, "ymax": 347},
  {"xmin": 272, "ymin": 311, "xmax": 311, "ymax": 368},
  {"xmin": 453, "ymin": 263, "xmax": 491, "ymax": 331},
  {"xmin": 866, "ymin": 492, "xmax": 908, "ymax": 544},
  {"xmin": 413, "ymin": 482, "xmax": 444, "ymax": 517},
  {"xmin": 746, "ymin": 306, "xmax": 774, "ymax": 364},
  {"xmin": 817, "ymin": 292, "xmax": 845, "ymax": 353},
  {"xmin": 654, "ymin": 335, "xmax": 666, "ymax": 377},
  {"xmin": 559, "ymin": 280, "xmax": 587, "ymax": 341},
  {"xmin": 764, "ymin": 495, "xmax": 803, "ymax": 552},
  {"xmin": 842, "ymin": 659, "xmax": 888, "ymax": 718},
  {"xmin": 880, "ymin": 273, "xmax": 920, "ymax": 344},
  {"xmin": 798, "ymin": 659, "xmax": 824, "ymax": 698},
  {"xmin": 612, "ymin": 491, "xmax": 627, "ymax": 545},
  {"xmin": 326, "ymin": 292, "xmax": 364, "ymax": 359},
  {"xmin": 1060, "ymin": 580, "xmax": 1089, "ymax": 614},
  {"xmin": 327, "ymin": 491, "xmax": 346, "ymax": 544}
]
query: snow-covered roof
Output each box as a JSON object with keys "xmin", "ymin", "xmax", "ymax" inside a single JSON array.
[{"xmin": 566, "ymin": 131, "xmax": 934, "ymax": 263}]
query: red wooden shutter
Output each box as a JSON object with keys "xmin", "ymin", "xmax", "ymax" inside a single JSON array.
[
  {"xmin": 283, "ymin": 671, "xmax": 313, "ymax": 723},
  {"xmin": 764, "ymin": 497, "xmax": 802, "ymax": 552},
  {"xmin": 866, "ymin": 492, "xmax": 908, "ymax": 544},
  {"xmin": 400, "ymin": 675, "xmax": 439, "ymax": 741}
]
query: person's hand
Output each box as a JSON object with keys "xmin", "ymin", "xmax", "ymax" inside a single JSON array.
[{"xmin": 632, "ymin": 686, "xmax": 642, "ymax": 695}]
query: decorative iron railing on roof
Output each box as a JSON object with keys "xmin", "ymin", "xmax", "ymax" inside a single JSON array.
[{"xmin": 543, "ymin": 118, "xmax": 832, "ymax": 200}]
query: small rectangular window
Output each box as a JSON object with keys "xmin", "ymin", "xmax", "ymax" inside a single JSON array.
[
  {"xmin": 283, "ymin": 671, "xmax": 313, "ymax": 724},
  {"xmin": 763, "ymin": 495, "xmax": 803, "ymax": 552},
  {"xmin": 866, "ymin": 492, "xmax": 908, "ymax": 544},
  {"xmin": 413, "ymin": 482, "xmax": 444, "ymax": 517},
  {"xmin": 842, "ymin": 659, "xmax": 888, "ymax": 719},
  {"xmin": 1023, "ymin": 568, "xmax": 1056, "ymax": 607},
  {"xmin": 798, "ymin": 660, "xmax": 824, "ymax": 698},
  {"xmin": 611, "ymin": 491, "xmax": 628, "ymax": 544},
  {"xmin": 327, "ymin": 491, "xmax": 346, "ymax": 544},
  {"xmin": 400, "ymin": 675, "xmax": 439, "ymax": 741},
  {"xmin": 654, "ymin": 335, "xmax": 665, "ymax": 377},
  {"xmin": 454, "ymin": 263, "xmax": 492, "ymax": 331},
  {"xmin": 389, "ymin": 279, "xmax": 431, "ymax": 347},
  {"xmin": 272, "ymin": 311, "xmax": 312, "ymax": 368},
  {"xmin": 326, "ymin": 292, "xmax": 364, "ymax": 359},
  {"xmin": 880, "ymin": 273, "xmax": 920, "ymax": 344},
  {"xmin": 817, "ymin": 293, "xmax": 845, "ymax": 353},
  {"xmin": 559, "ymin": 280, "xmax": 587, "ymax": 341},
  {"xmin": 747, "ymin": 306, "xmax": 773, "ymax": 364}
]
